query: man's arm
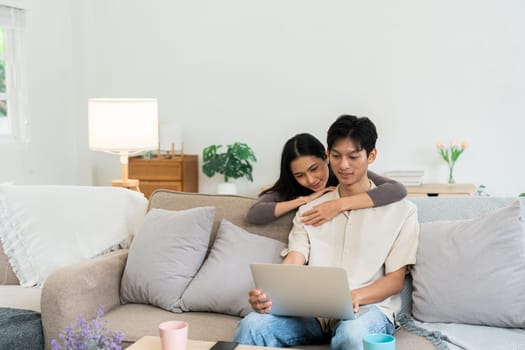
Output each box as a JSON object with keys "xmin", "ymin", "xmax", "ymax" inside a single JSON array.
[
  {"xmin": 351, "ymin": 266, "xmax": 406, "ymax": 312},
  {"xmin": 282, "ymin": 251, "xmax": 306, "ymax": 265},
  {"xmin": 350, "ymin": 203, "xmax": 419, "ymax": 312}
]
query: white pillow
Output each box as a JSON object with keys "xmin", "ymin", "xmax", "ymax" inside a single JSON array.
[{"xmin": 0, "ymin": 185, "xmax": 148, "ymax": 286}]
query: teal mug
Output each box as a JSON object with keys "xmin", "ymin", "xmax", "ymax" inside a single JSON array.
[{"xmin": 362, "ymin": 333, "xmax": 395, "ymax": 350}]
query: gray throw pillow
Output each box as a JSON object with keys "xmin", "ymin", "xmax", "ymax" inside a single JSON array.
[
  {"xmin": 412, "ymin": 200, "xmax": 525, "ymax": 328},
  {"xmin": 180, "ymin": 219, "xmax": 286, "ymax": 316},
  {"xmin": 120, "ymin": 207, "xmax": 215, "ymax": 312}
]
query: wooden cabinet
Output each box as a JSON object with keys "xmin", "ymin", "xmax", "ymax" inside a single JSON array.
[
  {"xmin": 406, "ymin": 183, "xmax": 476, "ymax": 197},
  {"xmin": 129, "ymin": 155, "xmax": 198, "ymax": 198}
]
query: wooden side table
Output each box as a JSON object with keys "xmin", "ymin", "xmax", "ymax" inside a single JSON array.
[
  {"xmin": 129, "ymin": 155, "xmax": 199, "ymax": 198},
  {"xmin": 406, "ymin": 183, "xmax": 476, "ymax": 197}
]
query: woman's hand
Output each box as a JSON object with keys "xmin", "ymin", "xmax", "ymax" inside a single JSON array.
[
  {"xmin": 301, "ymin": 197, "xmax": 340, "ymax": 226},
  {"xmin": 300, "ymin": 186, "xmax": 336, "ymax": 206},
  {"xmin": 248, "ymin": 289, "xmax": 272, "ymax": 313}
]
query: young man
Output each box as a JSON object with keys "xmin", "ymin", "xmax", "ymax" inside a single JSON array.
[{"xmin": 234, "ymin": 115, "xmax": 419, "ymax": 350}]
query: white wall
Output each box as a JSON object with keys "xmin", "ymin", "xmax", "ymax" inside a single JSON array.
[
  {"xmin": 3, "ymin": 1, "xmax": 524, "ymax": 197},
  {"xmin": 0, "ymin": 0, "xmax": 78, "ymax": 185},
  {"xmin": 73, "ymin": 0, "xmax": 525, "ymax": 197}
]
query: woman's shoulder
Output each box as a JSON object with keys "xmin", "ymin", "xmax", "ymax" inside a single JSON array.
[{"xmin": 257, "ymin": 190, "xmax": 285, "ymax": 202}]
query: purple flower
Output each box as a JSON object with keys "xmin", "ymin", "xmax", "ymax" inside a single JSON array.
[{"xmin": 51, "ymin": 305, "xmax": 125, "ymax": 350}]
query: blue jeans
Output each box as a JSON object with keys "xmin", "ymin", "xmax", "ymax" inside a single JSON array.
[{"xmin": 233, "ymin": 306, "xmax": 395, "ymax": 350}]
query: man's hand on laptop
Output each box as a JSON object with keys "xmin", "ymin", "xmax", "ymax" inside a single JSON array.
[
  {"xmin": 249, "ymin": 289, "xmax": 272, "ymax": 313},
  {"xmin": 351, "ymin": 290, "xmax": 363, "ymax": 313}
]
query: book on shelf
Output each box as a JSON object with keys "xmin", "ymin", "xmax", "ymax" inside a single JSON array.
[
  {"xmin": 382, "ymin": 170, "xmax": 424, "ymax": 177},
  {"xmin": 401, "ymin": 181, "xmax": 423, "ymax": 186},
  {"xmin": 382, "ymin": 170, "xmax": 424, "ymax": 186},
  {"xmin": 386, "ymin": 176, "xmax": 424, "ymax": 183}
]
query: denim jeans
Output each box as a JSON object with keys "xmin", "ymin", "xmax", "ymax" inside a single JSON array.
[{"xmin": 233, "ymin": 305, "xmax": 395, "ymax": 350}]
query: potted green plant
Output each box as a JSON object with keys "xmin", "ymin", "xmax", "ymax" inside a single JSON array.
[{"xmin": 202, "ymin": 142, "xmax": 256, "ymax": 194}]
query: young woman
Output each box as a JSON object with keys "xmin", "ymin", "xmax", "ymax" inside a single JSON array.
[{"xmin": 246, "ymin": 133, "xmax": 406, "ymax": 226}]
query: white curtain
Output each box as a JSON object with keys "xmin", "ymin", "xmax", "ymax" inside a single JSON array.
[
  {"xmin": 0, "ymin": 5, "xmax": 24, "ymax": 30},
  {"xmin": 0, "ymin": 4, "xmax": 25, "ymax": 139}
]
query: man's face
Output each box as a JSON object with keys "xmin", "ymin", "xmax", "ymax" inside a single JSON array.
[{"xmin": 328, "ymin": 138, "xmax": 376, "ymax": 186}]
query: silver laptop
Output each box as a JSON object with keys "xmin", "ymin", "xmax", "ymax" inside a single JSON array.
[{"xmin": 250, "ymin": 263, "xmax": 363, "ymax": 320}]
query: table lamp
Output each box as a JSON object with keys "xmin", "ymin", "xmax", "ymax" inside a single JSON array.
[{"xmin": 88, "ymin": 98, "xmax": 159, "ymax": 190}]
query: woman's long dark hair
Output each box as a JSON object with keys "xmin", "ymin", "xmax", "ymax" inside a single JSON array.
[{"xmin": 260, "ymin": 133, "xmax": 338, "ymax": 200}]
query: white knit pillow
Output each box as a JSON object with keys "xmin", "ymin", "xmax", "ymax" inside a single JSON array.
[{"xmin": 0, "ymin": 185, "xmax": 148, "ymax": 286}]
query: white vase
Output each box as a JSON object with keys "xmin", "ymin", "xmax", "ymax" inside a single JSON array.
[{"xmin": 217, "ymin": 182, "xmax": 237, "ymax": 195}]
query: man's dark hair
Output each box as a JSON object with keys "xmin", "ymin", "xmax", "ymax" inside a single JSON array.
[{"xmin": 326, "ymin": 115, "xmax": 377, "ymax": 155}]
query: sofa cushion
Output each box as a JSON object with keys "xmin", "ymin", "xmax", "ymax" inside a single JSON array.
[
  {"xmin": 104, "ymin": 304, "xmax": 438, "ymax": 350},
  {"xmin": 120, "ymin": 207, "xmax": 215, "ymax": 312},
  {"xmin": 180, "ymin": 219, "xmax": 285, "ymax": 316},
  {"xmin": 0, "ymin": 286, "xmax": 41, "ymax": 312},
  {"xmin": 0, "ymin": 244, "xmax": 18, "ymax": 285},
  {"xmin": 0, "ymin": 185, "xmax": 148, "ymax": 287},
  {"xmin": 104, "ymin": 304, "xmax": 240, "ymax": 345},
  {"xmin": 412, "ymin": 200, "xmax": 525, "ymax": 328}
]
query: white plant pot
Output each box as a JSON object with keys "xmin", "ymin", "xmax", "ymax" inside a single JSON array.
[{"xmin": 217, "ymin": 182, "xmax": 238, "ymax": 195}]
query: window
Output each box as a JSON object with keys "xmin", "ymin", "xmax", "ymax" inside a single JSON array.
[{"xmin": 0, "ymin": 5, "xmax": 26, "ymax": 142}]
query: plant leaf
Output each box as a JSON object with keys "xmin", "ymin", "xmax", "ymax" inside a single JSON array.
[{"xmin": 201, "ymin": 142, "xmax": 256, "ymax": 182}]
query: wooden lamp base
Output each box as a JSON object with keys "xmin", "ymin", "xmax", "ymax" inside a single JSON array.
[{"xmin": 111, "ymin": 154, "xmax": 141, "ymax": 192}]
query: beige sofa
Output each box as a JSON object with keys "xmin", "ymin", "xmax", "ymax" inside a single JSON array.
[
  {"xmin": 0, "ymin": 248, "xmax": 42, "ymax": 312},
  {"xmin": 39, "ymin": 190, "xmax": 438, "ymax": 349},
  {"xmin": 34, "ymin": 190, "xmax": 525, "ymax": 350}
]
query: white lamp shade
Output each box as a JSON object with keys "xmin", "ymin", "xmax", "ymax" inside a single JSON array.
[{"xmin": 88, "ymin": 98, "xmax": 159, "ymax": 153}]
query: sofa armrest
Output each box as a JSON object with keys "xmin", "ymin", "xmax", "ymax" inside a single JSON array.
[{"xmin": 41, "ymin": 249, "xmax": 128, "ymax": 349}]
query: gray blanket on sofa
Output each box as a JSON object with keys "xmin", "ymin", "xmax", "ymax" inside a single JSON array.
[
  {"xmin": 399, "ymin": 315, "xmax": 525, "ymax": 350},
  {"xmin": 0, "ymin": 307, "xmax": 44, "ymax": 350}
]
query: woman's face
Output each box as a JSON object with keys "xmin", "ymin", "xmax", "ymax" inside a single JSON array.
[{"xmin": 289, "ymin": 155, "xmax": 329, "ymax": 192}]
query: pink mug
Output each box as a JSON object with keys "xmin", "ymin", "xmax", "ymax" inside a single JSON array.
[{"xmin": 159, "ymin": 321, "xmax": 189, "ymax": 350}]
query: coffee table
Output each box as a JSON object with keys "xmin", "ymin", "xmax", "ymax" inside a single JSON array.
[{"xmin": 127, "ymin": 336, "xmax": 286, "ymax": 350}]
